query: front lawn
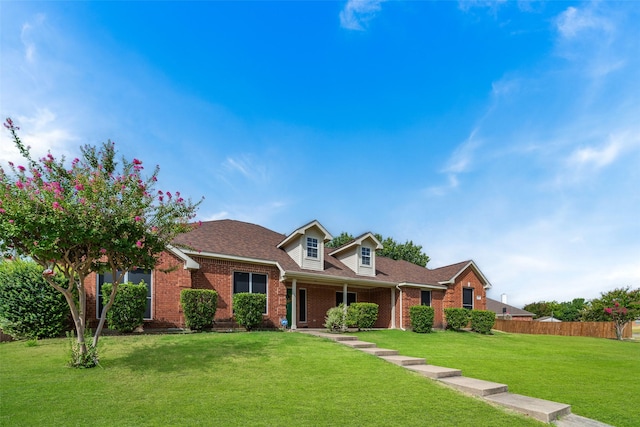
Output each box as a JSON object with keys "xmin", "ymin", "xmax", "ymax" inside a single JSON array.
[
  {"xmin": 0, "ymin": 332, "xmax": 541, "ymax": 426},
  {"xmin": 356, "ymin": 329, "xmax": 640, "ymax": 427}
]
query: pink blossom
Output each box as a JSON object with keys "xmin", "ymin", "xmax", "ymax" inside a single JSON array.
[
  {"xmin": 18, "ymin": 165, "xmax": 25, "ymax": 172},
  {"xmin": 158, "ymin": 196, "xmax": 164, "ymax": 202},
  {"xmin": 16, "ymin": 181, "xmax": 24, "ymax": 189},
  {"xmin": 52, "ymin": 201, "xmax": 62, "ymax": 210},
  {"xmin": 133, "ymin": 158, "xmax": 142, "ymax": 165},
  {"xmin": 136, "ymin": 240, "xmax": 143, "ymax": 248},
  {"xmin": 166, "ymin": 191, "xmax": 172, "ymax": 199},
  {"xmin": 8, "ymin": 219, "xmax": 14, "ymax": 223},
  {"xmin": 100, "ymin": 248, "xmax": 107, "ymax": 254},
  {"xmin": 0, "ymin": 208, "xmax": 5, "ymax": 214},
  {"xmin": 33, "ymin": 241, "xmax": 38, "ymax": 246},
  {"xmin": 75, "ymin": 183, "xmax": 84, "ymax": 191},
  {"xmin": 134, "ymin": 216, "xmax": 142, "ymax": 222}
]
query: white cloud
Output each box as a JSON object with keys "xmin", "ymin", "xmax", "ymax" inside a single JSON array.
[
  {"xmin": 339, "ymin": 0, "xmax": 386, "ymax": 31},
  {"xmin": 444, "ymin": 129, "xmax": 482, "ymax": 174},
  {"xmin": 20, "ymin": 14, "xmax": 45, "ymax": 62},
  {"xmin": 556, "ymin": 5, "xmax": 613, "ymax": 39},
  {"xmin": 566, "ymin": 131, "xmax": 640, "ymax": 172},
  {"xmin": 222, "ymin": 155, "xmax": 269, "ymax": 183},
  {"xmin": 0, "ymin": 109, "xmax": 78, "ymax": 164}
]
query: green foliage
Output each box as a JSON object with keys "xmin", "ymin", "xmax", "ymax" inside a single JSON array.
[
  {"xmin": 0, "ymin": 119, "xmax": 200, "ymax": 364},
  {"xmin": 470, "ymin": 310, "xmax": 495, "ymax": 334},
  {"xmin": 326, "ymin": 232, "xmax": 354, "ymax": 248},
  {"xmin": 409, "ymin": 305, "xmax": 434, "ymax": 333},
  {"xmin": 0, "ymin": 259, "xmax": 69, "ymax": 339},
  {"xmin": 523, "ymin": 298, "xmax": 586, "ymax": 321},
  {"xmin": 444, "ymin": 308, "xmax": 470, "ymax": 331},
  {"xmin": 232, "ymin": 292, "xmax": 266, "ymax": 331},
  {"xmin": 374, "ymin": 233, "xmax": 430, "ymax": 267},
  {"xmin": 582, "ymin": 287, "xmax": 640, "ymax": 340},
  {"xmin": 324, "ymin": 304, "xmax": 347, "ymax": 332},
  {"xmin": 101, "ymin": 281, "xmax": 148, "ymax": 333},
  {"xmin": 346, "ymin": 302, "xmax": 378, "ymax": 330},
  {"xmin": 66, "ymin": 330, "xmax": 99, "ymax": 368},
  {"xmin": 180, "ymin": 289, "xmax": 218, "ymax": 331}
]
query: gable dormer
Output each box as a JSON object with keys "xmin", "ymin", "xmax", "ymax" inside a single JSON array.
[
  {"xmin": 329, "ymin": 232, "xmax": 382, "ymax": 277},
  {"xmin": 277, "ymin": 220, "xmax": 333, "ymax": 271}
]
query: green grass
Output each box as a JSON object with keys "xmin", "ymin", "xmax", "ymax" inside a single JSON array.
[
  {"xmin": 356, "ymin": 329, "xmax": 640, "ymax": 427},
  {"xmin": 0, "ymin": 332, "xmax": 542, "ymax": 427}
]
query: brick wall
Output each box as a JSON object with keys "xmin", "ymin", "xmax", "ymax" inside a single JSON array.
[{"xmin": 444, "ymin": 266, "xmax": 487, "ymax": 311}]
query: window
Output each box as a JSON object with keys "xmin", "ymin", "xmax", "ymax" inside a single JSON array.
[
  {"xmin": 306, "ymin": 237, "xmax": 318, "ymax": 258},
  {"xmin": 361, "ymin": 247, "xmax": 371, "ymax": 266},
  {"xmin": 233, "ymin": 272, "xmax": 267, "ymax": 314},
  {"xmin": 462, "ymin": 288, "xmax": 474, "ymax": 310},
  {"xmin": 421, "ymin": 290, "xmax": 432, "ymax": 307},
  {"xmin": 299, "ymin": 289, "xmax": 307, "ymax": 323},
  {"xmin": 336, "ymin": 291, "xmax": 357, "ymax": 307},
  {"xmin": 97, "ymin": 269, "xmax": 152, "ymax": 319}
]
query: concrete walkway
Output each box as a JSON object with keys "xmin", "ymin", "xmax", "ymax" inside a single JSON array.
[{"xmin": 297, "ymin": 330, "xmax": 613, "ymax": 426}]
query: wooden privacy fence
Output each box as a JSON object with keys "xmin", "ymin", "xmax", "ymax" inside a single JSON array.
[{"xmin": 493, "ymin": 319, "xmax": 631, "ymax": 339}]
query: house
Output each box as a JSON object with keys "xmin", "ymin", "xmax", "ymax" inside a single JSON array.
[
  {"xmin": 486, "ymin": 297, "xmax": 534, "ymax": 321},
  {"xmin": 535, "ymin": 316, "xmax": 562, "ymax": 322},
  {"xmin": 85, "ymin": 219, "xmax": 492, "ymax": 330}
]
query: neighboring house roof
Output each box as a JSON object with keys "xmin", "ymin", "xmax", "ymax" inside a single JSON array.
[
  {"xmin": 486, "ymin": 298, "xmax": 535, "ymax": 318},
  {"xmin": 535, "ymin": 316, "xmax": 562, "ymax": 322},
  {"xmin": 171, "ymin": 219, "xmax": 489, "ymax": 289}
]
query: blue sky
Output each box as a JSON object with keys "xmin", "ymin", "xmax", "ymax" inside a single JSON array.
[{"xmin": 1, "ymin": 1, "xmax": 638, "ymax": 308}]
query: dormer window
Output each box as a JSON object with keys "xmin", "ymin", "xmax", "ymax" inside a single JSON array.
[
  {"xmin": 306, "ymin": 237, "xmax": 318, "ymax": 258},
  {"xmin": 361, "ymin": 247, "xmax": 371, "ymax": 266}
]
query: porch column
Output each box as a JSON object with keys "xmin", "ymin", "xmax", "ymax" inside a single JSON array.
[
  {"xmin": 291, "ymin": 279, "xmax": 297, "ymax": 330},
  {"xmin": 391, "ymin": 287, "xmax": 396, "ymax": 329},
  {"xmin": 343, "ymin": 284, "xmax": 348, "ymax": 319}
]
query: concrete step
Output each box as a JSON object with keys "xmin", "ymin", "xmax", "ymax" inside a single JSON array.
[
  {"xmin": 341, "ymin": 340, "xmax": 377, "ymax": 348},
  {"xmin": 485, "ymin": 392, "xmax": 571, "ymax": 423},
  {"xmin": 299, "ymin": 331, "xmax": 358, "ymax": 341},
  {"xmin": 405, "ymin": 364, "xmax": 462, "ymax": 378},
  {"xmin": 553, "ymin": 413, "xmax": 614, "ymax": 427},
  {"xmin": 438, "ymin": 376, "xmax": 508, "ymax": 396},
  {"xmin": 359, "ymin": 347, "xmax": 399, "ymax": 356},
  {"xmin": 379, "ymin": 355, "xmax": 426, "ymax": 366}
]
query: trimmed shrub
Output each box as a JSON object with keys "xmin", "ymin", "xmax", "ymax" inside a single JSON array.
[
  {"xmin": 324, "ymin": 304, "xmax": 347, "ymax": 332},
  {"xmin": 470, "ymin": 309, "xmax": 496, "ymax": 334},
  {"xmin": 444, "ymin": 307, "xmax": 471, "ymax": 331},
  {"xmin": 180, "ymin": 289, "xmax": 218, "ymax": 331},
  {"xmin": 101, "ymin": 281, "xmax": 148, "ymax": 333},
  {"xmin": 347, "ymin": 302, "xmax": 379, "ymax": 330},
  {"xmin": 410, "ymin": 305, "xmax": 434, "ymax": 333},
  {"xmin": 0, "ymin": 260, "xmax": 69, "ymax": 339},
  {"xmin": 233, "ymin": 292, "xmax": 266, "ymax": 331}
]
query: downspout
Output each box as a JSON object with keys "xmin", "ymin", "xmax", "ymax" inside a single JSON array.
[{"xmin": 396, "ymin": 285, "xmax": 406, "ymax": 331}]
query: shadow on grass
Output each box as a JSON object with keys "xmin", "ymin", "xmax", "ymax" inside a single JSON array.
[{"xmin": 106, "ymin": 332, "xmax": 269, "ymax": 373}]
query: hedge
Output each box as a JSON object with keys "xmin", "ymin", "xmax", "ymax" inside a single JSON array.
[
  {"xmin": 444, "ymin": 307, "xmax": 470, "ymax": 331},
  {"xmin": 347, "ymin": 302, "xmax": 379, "ymax": 330},
  {"xmin": 470, "ymin": 309, "xmax": 496, "ymax": 334},
  {"xmin": 0, "ymin": 260, "xmax": 69, "ymax": 339},
  {"xmin": 233, "ymin": 292, "xmax": 266, "ymax": 331},
  {"xmin": 324, "ymin": 304, "xmax": 347, "ymax": 332},
  {"xmin": 409, "ymin": 305, "xmax": 434, "ymax": 333},
  {"xmin": 102, "ymin": 281, "xmax": 148, "ymax": 333},
  {"xmin": 180, "ymin": 289, "xmax": 218, "ymax": 331}
]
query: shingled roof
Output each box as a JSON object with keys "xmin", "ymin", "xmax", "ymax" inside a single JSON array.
[
  {"xmin": 171, "ymin": 220, "xmax": 488, "ymax": 289},
  {"xmin": 486, "ymin": 297, "xmax": 534, "ymax": 318}
]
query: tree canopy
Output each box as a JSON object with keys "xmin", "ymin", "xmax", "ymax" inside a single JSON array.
[
  {"xmin": 327, "ymin": 232, "xmax": 430, "ymax": 267},
  {"xmin": 523, "ymin": 298, "xmax": 586, "ymax": 321},
  {"xmin": 581, "ymin": 287, "xmax": 640, "ymax": 340},
  {"xmin": 0, "ymin": 118, "xmax": 200, "ymax": 366}
]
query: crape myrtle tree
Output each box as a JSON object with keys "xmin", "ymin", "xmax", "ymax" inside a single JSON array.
[
  {"xmin": 0, "ymin": 118, "xmax": 200, "ymax": 366},
  {"xmin": 582, "ymin": 287, "xmax": 640, "ymax": 340}
]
